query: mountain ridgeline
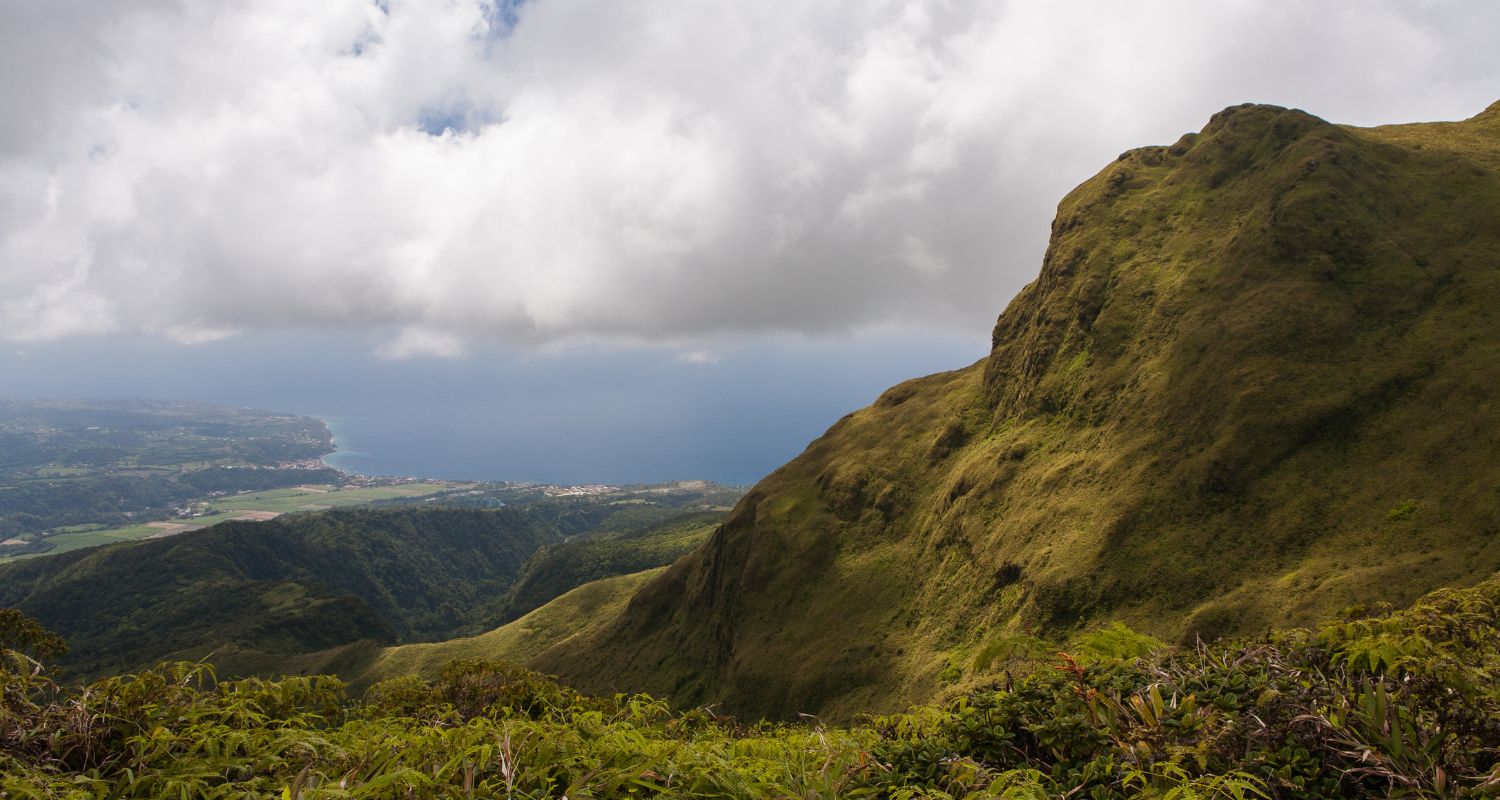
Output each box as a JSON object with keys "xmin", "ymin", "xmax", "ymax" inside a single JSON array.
[
  {"xmin": 0, "ymin": 508, "xmax": 559, "ymax": 678},
  {"xmin": 537, "ymin": 102, "xmax": 1500, "ymax": 719}
]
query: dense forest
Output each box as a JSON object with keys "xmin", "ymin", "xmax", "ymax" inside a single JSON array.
[{"xmin": 0, "ymin": 508, "xmax": 558, "ymax": 678}]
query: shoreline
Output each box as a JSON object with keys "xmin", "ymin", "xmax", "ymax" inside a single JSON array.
[{"xmin": 315, "ymin": 414, "xmax": 363, "ymax": 477}]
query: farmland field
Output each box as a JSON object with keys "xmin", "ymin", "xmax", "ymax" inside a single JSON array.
[
  {"xmin": 206, "ymin": 483, "xmax": 454, "ymax": 514},
  {"xmin": 1, "ymin": 482, "xmax": 460, "ymax": 561}
]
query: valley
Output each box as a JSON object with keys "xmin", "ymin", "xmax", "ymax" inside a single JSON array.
[{"xmin": 0, "ymin": 479, "xmax": 740, "ymax": 681}]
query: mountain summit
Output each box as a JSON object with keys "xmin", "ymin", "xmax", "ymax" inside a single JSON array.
[{"xmin": 538, "ymin": 102, "xmax": 1500, "ymax": 720}]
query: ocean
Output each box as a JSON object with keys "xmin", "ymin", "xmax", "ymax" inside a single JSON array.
[{"xmin": 1, "ymin": 329, "xmax": 987, "ymax": 486}]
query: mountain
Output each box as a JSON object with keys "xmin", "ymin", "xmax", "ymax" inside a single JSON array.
[
  {"xmin": 157, "ymin": 512, "xmax": 720, "ymax": 689},
  {"xmin": 295, "ymin": 511, "xmax": 720, "ymax": 688},
  {"xmin": 537, "ymin": 101, "xmax": 1500, "ymax": 720},
  {"xmin": 489, "ymin": 511, "xmax": 720, "ymax": 623},
  {"xmin": 286, "ymin": 568, "xmax": 667, "ymax": 691},
  {"xmin": 0, "ymin": 507, "xmax": 560, "ymax": 678},
  {"xmin": 0, "ymin": 480, "xmax": 740, "ymax": 680}
]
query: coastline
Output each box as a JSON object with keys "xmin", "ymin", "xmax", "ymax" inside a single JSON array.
[{"xmin": 315, "ymin": 414, "xmax": 364, "ymax": 477}]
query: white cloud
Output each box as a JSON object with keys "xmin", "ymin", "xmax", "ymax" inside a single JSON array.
[
  {"xmin": 0, "ymin": 0, "xmax": 1496, "ymax": 350},
  {"xmin": 374, "ymin": 326, "xmax": 468, "ymax": 359},
  {"xmin": 164, "ymin": 324, "xmax": 240, "ymax": 345},
  {"xmin": 675, "ymin": 349, "xmax": 721, "ymax": 366}
]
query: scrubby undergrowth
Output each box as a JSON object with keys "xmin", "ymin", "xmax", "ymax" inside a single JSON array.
[{"xmin": 4, "ymin": 579, "xmax": 1500, "ymax": 798}]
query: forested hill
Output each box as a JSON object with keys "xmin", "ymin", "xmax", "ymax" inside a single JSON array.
[
  {"xmin": 0, "ymin": 507, "xmax": 560, "ymax": 678},
  {"xmin": 537, "ymin": 100, "xmax": 1500, "ymax": 720}
]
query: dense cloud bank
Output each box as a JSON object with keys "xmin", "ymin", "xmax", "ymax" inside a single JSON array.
[{"xmin": 2, "ymin": 0, "xmax": 1495, "ymax": 353}]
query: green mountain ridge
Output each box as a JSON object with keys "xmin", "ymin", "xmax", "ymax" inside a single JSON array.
[
  {"xmin": 491, "ymin": 511, "xmax": 720, "ymax": 623},
  {"xmin": 536, "ymin": 101, "xmax": 1500, "ymax": 720},
  {"xmin": 0, "ymin": 507, "xmax": 561, "ymax": 678},
  {"xmin": 218, "ymin": 513, "xmax": 722, "ymax": 689},
  {"xmin": 0, "ymin": 485, "xmax": 737, "ymax": 682},
  {"xmin": 314, "ymin": 568, "xmax": 666, "ymax": 691}
]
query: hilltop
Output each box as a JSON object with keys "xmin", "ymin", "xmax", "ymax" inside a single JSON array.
[{"xmin": 537, "ymin": 101, "xmax": 1500, "ymax": 719}]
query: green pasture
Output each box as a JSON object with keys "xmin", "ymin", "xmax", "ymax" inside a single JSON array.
[{"xmin": 208, "ymin": 483, "xmax": 451, "ymax": 513}]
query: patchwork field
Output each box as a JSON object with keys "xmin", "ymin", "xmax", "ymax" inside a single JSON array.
[{"xmin": 0, "ymin": 482, "xmax": 457, "ymax": 561}]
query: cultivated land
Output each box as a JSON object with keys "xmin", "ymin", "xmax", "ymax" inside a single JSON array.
[
  {"xmin": 0, "ymin": 399, "xmax": 346, "ymax": 560},
  {"xmin": 1, "ymin": 483, "xmax": 460, "ymax": 561}
]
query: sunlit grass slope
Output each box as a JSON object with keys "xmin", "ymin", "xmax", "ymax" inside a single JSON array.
[
  {"xmin": 229, "ymin": 515, "xmax": 720, "ymax": 689},
  {"xmin": 490, "ymin": 513, "xmax": 719, "ymax": 622},
  {"xmin": 539, "ymin": 101, "xmax": 1500, "ymax": 720},
  {"xmin": 333, "ymin": 568, "xmax": 665, "ymax": 690}
]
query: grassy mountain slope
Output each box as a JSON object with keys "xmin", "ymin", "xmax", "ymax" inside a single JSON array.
[
  {"xmin": 490, "ymin": 512, "xmax": 719, "ymax": 623},
  {"xmin": 539, "ymin": 101, "xmax": 1500, "ymax": 720},
  {"xmin": 0, "ymin": 507, "xmax": 560, "ymax": 678},
  {"xmin": 240, "ymin": 514, "xmax": 718, "ymax": 689},
  {"xmin": 296, "ymin": 568, "xmax": 666, "ymax": 691}
]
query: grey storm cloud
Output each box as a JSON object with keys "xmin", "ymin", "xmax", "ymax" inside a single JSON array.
[{"xmin": 1, "ymin": 0, "xmax": 1497, "ymax": 356}]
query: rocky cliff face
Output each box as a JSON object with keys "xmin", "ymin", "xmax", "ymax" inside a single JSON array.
[{"xmin": 539, "ymin": 101, "xmax": 1500, "ymax": 720}]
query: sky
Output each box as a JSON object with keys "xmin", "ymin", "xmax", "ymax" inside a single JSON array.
[{"xmin": 2, "ymin": 0, "xmax": 1498, "ymax": 483}]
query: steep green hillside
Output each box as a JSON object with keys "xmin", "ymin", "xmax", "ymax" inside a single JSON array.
[
  {"xmin": 223, "ymin": 514, "xmax": 717, "ymax": 690},
  {"xmin": 316, "ymin": 568, "xmax": 666, "ymax": 690},
  {"xmin": 491, "ymin": 512, "xmax": 719, "ymax": 622},
  {"xmin": 0, "ymin": 507, "xmax": 560, "ymax": 678},
  {"xmin": 540, "ymin": 101, "xmax": 1500, "ymax": 720}
]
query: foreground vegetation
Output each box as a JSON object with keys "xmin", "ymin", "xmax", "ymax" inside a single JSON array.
[{"xmin": 4, "ymin": 579, "xmax": 1499, "ymax": 798}]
